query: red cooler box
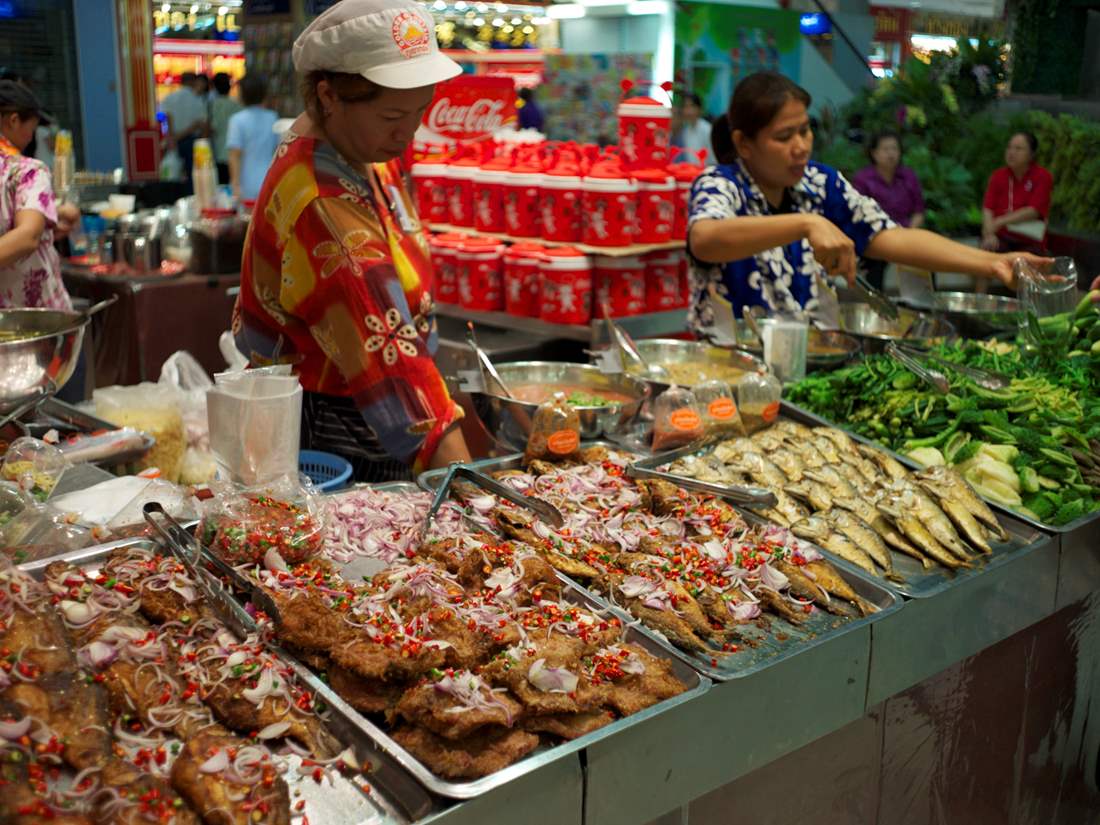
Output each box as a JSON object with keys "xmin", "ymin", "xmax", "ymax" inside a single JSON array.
[
  {"xmin": 503, "ymin": 242, "xmax": 544, "ymax": 317},
  {"xmin": 457, "ymin": 238, "xmax": 504, "ymax": 311},
  {"xmin": 595, "ymin": 255, "xmax": 647, "ymax": 317},
  {"xmin": 633, "ymin": 169, "xmax": 676, "ymax": 244},
  {"xmin": 617, "ymin": 96, "xmax": 672, "ymax": 172},
  {"xmin": 410, "ymin": 155, "xmax": 450, "ymax": 225},
  {"xmin": 581, "ymin": 162, "xmax": 638, "ymax": 248},
  {"xmin": 539, "ymin": 162, "xmax": 583, "ymax": 243},
  {"xmin": 429, "ymin": 232, "xmax": 466, "ymax": 304},
  {"xmin": 447, "ymin": 156, "xmax": 480, "ymax": 228},
  {"xmin": 502, "ymin": 162, "xmax": 542, "ymax": 239},
  {"xmin": 540, "ymin": 247, "xmax": 593, "ymax": 325},
  {"xmin": 645, "ymin": 250, "xmax": 688, "ymax": 311},
  {"xmin": 475, "ymin": 156, "xmax": 511, "ymax": 234}
]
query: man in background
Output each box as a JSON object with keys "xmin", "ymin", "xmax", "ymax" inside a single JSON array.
[
  {"xmin": 518, "ymin": 87, "xmax": 544, "ymax": 132},
  {"xmin": 160, "ymin": 72, "xmax": 209, "ymax": 186},
  {"xmin": 209, "ymin": 72, "xmax": 242, "ymax": 185},
  {"xmin": 226, "ymin": 74, "xmax": 279, "ymax": 202},
  {"xmin": 675, "ymin": 92, "xmax": 712, "ymax": 164}
]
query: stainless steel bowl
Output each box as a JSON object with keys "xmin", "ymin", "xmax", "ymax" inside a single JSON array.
[
  {"xmin": 718, "ymin": 320, "xmax": 861, "ymax": 369},
  {"xmin": 627, "ymin": 339, "xmax": 767, "ymax": 394},
  {"xmin": 0, "ymin": 309, "xmax": 89, "ymax": 408},
  {"xmin": 833, "ymin": 303, "xmax": 957, "ymax": 353},
  {"xmin": 901, "ymin": 291, "xmax": 1021, "ymax": 338},
  {"xmin": 469, "ymin": 361, "xmax": 650, "ymax": 452}
]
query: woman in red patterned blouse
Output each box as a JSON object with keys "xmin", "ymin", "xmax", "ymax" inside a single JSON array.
[{"xmin": 233, "ymin": 0, "xmax": 471, "ymax": 481}]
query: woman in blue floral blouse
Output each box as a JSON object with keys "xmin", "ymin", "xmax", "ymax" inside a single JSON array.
[{"xmin": 687, "ymin": 72, "xmax": 1049, "ymax": 331}]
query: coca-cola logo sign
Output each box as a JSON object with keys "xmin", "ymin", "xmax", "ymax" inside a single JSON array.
[{"xmin": 419, "ymin": 76, "xmax": 517, "ymax": 142}]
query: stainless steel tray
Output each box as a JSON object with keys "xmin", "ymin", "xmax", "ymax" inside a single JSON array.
[
  {"xmin": 416, "ymin": 447, "xmax": 903, "ymax": 682},
  {"xmin": 780, "ymin": 399, "xmax": 1099, "ymax": 538},
  {"xmin": 632, "ymin": 418, "xmax": 1052, "ymax": 600},
  {"xmin": 18, "ymin": 537, "xmax": 432, "ymax": 825},
  {"xmin": 220, "ymin": 491, "xmax": 711, "ymax": 799}
]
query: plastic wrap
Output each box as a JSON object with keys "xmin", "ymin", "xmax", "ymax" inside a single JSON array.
[
  {"xmin": 1, "ymin": 437, "xmax": 68, "ymax": 501},
  {"xmin": 94, "ymin": 383, "xmax": 186, "ymax": 482},
  {"xmin": 736, "ymin": 371, "xmax": 782, "ymax": 435},
  {"xmin": 692, "ymin": 379, "xmax": 745, "ymax": 439},
  {"xmin": 524, "ymin": 393, "xmax": 581, "ymax": 463},
  {"xmin": 198, "ymin": 475, "xmax": 327, "ymax": 566}
]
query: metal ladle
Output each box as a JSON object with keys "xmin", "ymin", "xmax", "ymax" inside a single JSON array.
[
  {"xmin": 466, "ymin": 322, "xmax": 514, "ymax": 399},
  {"xmin": 602, "ymin": 302, "xmax": 669, "ymax": 381}
]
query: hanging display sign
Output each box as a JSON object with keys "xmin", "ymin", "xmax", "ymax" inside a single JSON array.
[
  {"xmin": 871, "ymin": 6, "xmax": 910, "ymax": 43},
  {"xmin": 417, "ymin": 75, "xmax": 517, "ymax": 143}
]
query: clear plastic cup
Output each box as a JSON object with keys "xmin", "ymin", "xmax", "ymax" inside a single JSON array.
[{"xmin": 761, "ymin": 319, "xmax": 809, "ymax": 383}]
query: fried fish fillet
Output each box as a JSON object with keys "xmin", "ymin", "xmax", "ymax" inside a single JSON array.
[
  {"xmin": 171, "ymin": 733, "xmax": 290, "ymax": 825},
  {"xmin": 521, "ymin": 711, "xmax": 612, "ymax": 740},
  {"xmin": 393, "ymin": 680, "xmax": 522, "ymax": 739},
  {"xmin": 391, "ymin": 725, "xmax": 539, "ymax": 780}
]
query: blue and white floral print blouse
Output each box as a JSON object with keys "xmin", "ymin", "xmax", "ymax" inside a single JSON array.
[{"xmin": 686, "ymin": 159, "xmax": 894, "ymax": 331}]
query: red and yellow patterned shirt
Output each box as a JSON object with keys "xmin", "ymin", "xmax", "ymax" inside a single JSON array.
[{"xmin": 233, "ymin": 131, "xmax": 461, "ymax": 473}]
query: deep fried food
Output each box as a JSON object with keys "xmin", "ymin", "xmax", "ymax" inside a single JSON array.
[
  {"xmin": 391, "ymin": 725, "xmax": 539, "ymax": 780},
  {"xmin": 394, "ymin": 672, "xmax": 522, "ymax": 740},
  {"xmin": 170, "ymin": 734, "xmax": 291, "ymax": 825},
  {"xmin": 521, "ymin": 710, "xmax": 612, "ymax": 740}
]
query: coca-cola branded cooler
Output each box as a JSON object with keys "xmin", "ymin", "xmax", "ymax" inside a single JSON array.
[
  {"xmin": 446, "ymin": 155, "xmax": 480, "ymax": 228},
  {"xmin": 503, "ymin": 242, "xmax": 544, "ymax": 317},
  {"xmin": 594, "ymin": 255, "xmax": 647, "ymax": 317},
  {"xmin": 633, "ymin": 169, "xmax": 676, "ymax": 244},
  {"xmin": 540, "ymin": 247, "xmax": 593, "ymax": 325},
  {"xmin": 502, "ymin": 161, "xmax": 542, "ymax": 239},
  {"xmin": 539, "ymin": 162, "xmax": 583, "ymax": 243},
  {"xmin": 581, "ymin": 161, "xmax": 638, "ymax": 248},
  {"xmin": 475, "ymin": 155, "xmax": 511, "ymax": 234},
  {"xmin": 644, "ymin": 249, "xmax": 688, "ymax": 312},
  {"xmin": 410, "ymin": 154, "xmax": 449, "ymax": 225},
  {"xmin": 456, "ymin": 238, "xmax": 504, "ymax": 311},
  {"xmin": 430, "ymin": 231, "xmax": 466, "ymax": 304},
  {"xmin": 617, "ymin": 96, "xmax": 672, "ymax": 172},
  {"xmin": 668, "ymin": 154, "xmax": 705, "ymax": 240}
]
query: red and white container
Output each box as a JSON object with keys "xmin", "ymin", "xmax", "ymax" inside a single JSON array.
[
  {"xmin": 430, "ymin": 232, "xmax": 466, "ymax": 305},
  {"xmin": 501, "ymin": 161, "xmax": 542, "ymax": 239},
  {"xmin": 644, "ymin": 249, "xmax": 688, "ymax": 312},
  {"xmin": 456, "ymin": 238, "xmax": 504, "ymax": 311},
  {"xmin": 446, "ymin": 155, "xmax": 480, "ymax": 228},
  {"xmin": 540, "ymin": 247, "xmax": 593, "ymax": 325},
  {"xmin": 539, "ymin": 160, "xmax": 583, "ymax": 243},
  {"xmin": 410, "ymin": 155, "xmax": 450, "ymax": 225},
  {"xmin": 617, "ymin": 96, "xmax": 673, "ymax": 171},
  {"xmin": 633, "ymin": 169, "xmax": 676, "ymax": 244},
  {"xmin": 594, "ymin": 255, "xmax": 647, "ymax": 317},
  {"xmin": 668, "ymin": 155, "xmax": 704, "ymax": 240},
  {"xmin": 474, "ymin": 156, "xmax": 511, "ymax": 234},
  {"xmin": 503, "ymin": 242, "xmax": 544, "ymax": 318},
  {"xmin": 581, "ymin": 161, "xmax": 638, "ymax": 248}
]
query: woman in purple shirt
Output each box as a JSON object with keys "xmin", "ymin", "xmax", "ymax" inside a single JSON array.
[{"xmin": 852, "ymin": 131, "xmax": 924, "ymax": 288}]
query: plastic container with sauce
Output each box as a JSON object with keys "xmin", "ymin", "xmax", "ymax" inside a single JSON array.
[{"xmin": 736, "ymin": 370, "xmax": 782, "ymax": 435}]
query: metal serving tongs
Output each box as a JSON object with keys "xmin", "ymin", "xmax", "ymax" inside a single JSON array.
[
  {"xmin": 466, "ymin": 322, "xmax": 514, "ymax": 398},
  {"xmin": 853, "ymin": 273, "xmax": 900, "ymax": 322},
  {"xmin": 628, "ymin": 439, "xmax": 779, "ymax": 508},
  {"xmin": 892, "ymin": 342, "xmax": 1011, "ymax": 391},
  {"xmin": 885, "ymin": 341, "xmax": 950, "ymax": 395},
  {"xmin": 419, "ymin": 463, "xmax": 565, "ymax": 543},
  {"xmin": 602, "ymin": 302, "xmax": 669, "ymax": 381}
]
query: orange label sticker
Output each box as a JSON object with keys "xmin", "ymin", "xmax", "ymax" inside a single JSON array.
[
  {"xmin": 708, "ymin": 397, "xmax": 737, "ymax": 421},
  {"xmin": 669, "ymin": 408, "xmax": 702, "ymax": 432},
  {"xmin": 763, "ymin": 401, "xmax": 780, "ymax": 423},
  {"xmin": 547, "ymin": 429, "xmax": 580, "ymax": 455}
]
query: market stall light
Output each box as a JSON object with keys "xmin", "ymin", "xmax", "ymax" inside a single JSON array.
[
  {"xmin": 626, "ymin": 0, "xmax": 667, "ymax": 13},
  {"xmin": 433, "ymin": 0, "xmax": 446, "ymax": 7},
  {"xmin": 473, "ymin": 16, "xmax": 485, "ymax": 25},
  {"xmin": 455, "ymin": 1, "xmax": 467, "ymax": 9},
  {"xmin": 476, "ymin": 3, "xmax": 488, "ymax": 10},
  {"xmin": 547, "ymin": 2, "xmax": 585, "ymax": 16},
  {"xmin": 533, "ymin": 15, "xmax": 551, "ymax": 24},
  {"xmin": 495, "ymin": 2, "xmax": 507, "ymax": 11},
  {"xmin": 492, "ymin": 16, "xmax": 505, "ymax": 25},
  {"xmin": 510, "ymin": 16, "xmax": 521, "ymax": 23},
  {"xmin": 218, "ymin": 5, "xmax": 228, "ymax": 13},
  {"xmin": 161, "ymin": 2, "xmax": 170, "ymax": 10}
]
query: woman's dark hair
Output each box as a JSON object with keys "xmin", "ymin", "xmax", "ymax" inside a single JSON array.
[
  {"xmin": 240, "ymin": 75, "xmax": 269, "ymax": 107},
  {"xmin": 727, "ymin": 71, "xmax": 811, "ymax": 141},
  {"xmin": 518, "ymin": 87, "xmax": 534, "ymax": 102},
  {"xmin": 300, "ymin": 70, "xmax": 382, "ymax": 122},
  {"xmin": 1012, "ymin": 130, "xmax": 1039, "ymax": 155},
  {"xmin": 867, "ymin": 129, "xmax": 902, "ymax": 163},
  {"xmin": 213, "ymin": 72, "xmax": 232, "ymax": 97},
  {"xmin": 710, "ymin": 112, "xmax": 735, "ymax": 165}
]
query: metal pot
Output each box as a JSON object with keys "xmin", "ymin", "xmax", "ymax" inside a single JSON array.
[
  {"xmin": 0, "ymin": 308, "xmax": 89, "ymax": 408},
  {"xmin": 710, "ymin": 321, "xmax": 861, "ymax": 370},
  {"xmin": 625, "ymin": 339, "xmax": 768, "ymax": 395},
  {"xmin": 468, "ymin": 361, "xmax": 649, "ymax": 453},
  {"xmin": 899, "ymin": 291, "xmax": 1021, "ymax": 338},
  {"xmin": 831, "ymin": 303, "xmax": 957, "ymax": 354},
  {"xmin": 118, "ymin": 233, "xmax": 162, "ymax": 273}
]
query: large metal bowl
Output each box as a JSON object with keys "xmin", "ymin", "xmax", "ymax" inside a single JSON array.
[
  {"xmin": 716, "ymin": 320, "xmax": 861, "ymax": 369},
  {"xmin": 470, "ymin": 361, "xmax": 649, "ymax": 452},
  {"xmin": 0, "ymin": 308, "xmax": 89, "ymax": 408},
  {"xmin": 900, "ymin": 291, "xmax": 1021, "ymax": 338},
  {"xmin": 831, "ymin": 303, "xmax": 957, "ymax": 353},
  {"xmin": 627, "ymin": 339, "xmax": 767, "ymax": 394}
]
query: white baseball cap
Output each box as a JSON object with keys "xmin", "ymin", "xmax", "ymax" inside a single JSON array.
[{"xmin": 293, "ymin": 0, "xmax": 462, "ymax": 90}]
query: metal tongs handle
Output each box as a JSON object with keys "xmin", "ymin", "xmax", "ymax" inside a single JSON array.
[
  {"xmin": 142, "ymin": 501, "xmax": 263, "ymax": 638},
  {"xmin": 885, "ymin": 341, "xmax": 950, "ymax": 395},
  {"xmin": 893, "ymin": 343, "xmax": 1011, "ymax": 390},
  {"xmin": 627, "ymin": 440, "xmax": 779, "ymax": 507},
  {"xmin": 420, "ymin": 463, "xmax": 565, "ymax": 543},
  {"xmin": 854, "ymin": 273, "xmax": 900, "ymax": 322}
]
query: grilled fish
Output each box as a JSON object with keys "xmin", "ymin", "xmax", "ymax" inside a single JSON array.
[
  {"xmin": 749, "ymin": 429, "xmax": 791, "ymax": 453},
  {"xmin": 914, "ymin": 465, "xmax": 1009, "ymax": 542},
  {"xmin": 769, "ymin": 448, "xmax": 807, "ymax": 483},
  {"xmin": 739, "ymin": 451, "xmax": 790, "ymax": 489},
  {"xmin": 891, "ymin": 480, "xmax": 975, "ymax": 561},
  {"xmin": 811, "ymin": 435, "xmax": 843, "ymax": 464},
  {"xmin": 825, "ymin": 509, "xmax": 901, "ymax": 581},
  {"xmin": 857, "ymin": 443, "xmax": 909, "ymax": 480},
  {"xmin": 772, "ymin": 558, "xmax": 857, "ymax": 618},
  {"xmin": 836, "ymin": 449, "xmax": 883, "ymax": 485},
  {"xmin": 801, "ymin": 560, "xmax": 878, "ymax": 617},
  {"xmin": 813, "ymin": 427, "xmax": 858, "ymax": 456},
  {"xmin": 791, "ymin": 516, "xmax": 876, "ymax": 576},
  {"xmin": 830, "ymin": 460, "xmax": 875, "ymax": 494},
  {"xmin": 878, "ymin": 494, "xmax": 969, "ymax": 569},
  {"xmin": 784, "ymin": 480, "xmax": 834, "ymax": 513},
  {"xmin": 833, "ymin": 495, "xmax": 931, "ymax": 568},
  {"xmin": 784, "ymin": 439, "xmax": 829, "ymax": 469},
  {"xmin": 772, "ymin": 419, "xmax": 815, "ymax": 441},
  {"xmin": 804, "ymin": 465, "xmax": 860, "ymax": 500},
  {"xmin": 937, "ymin": 496, "xmax": 994, "ymax": 555}
]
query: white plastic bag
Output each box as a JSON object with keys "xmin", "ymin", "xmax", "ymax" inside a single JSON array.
[{"xmin": 160, "ymin": 351, "xmax": 213, "ymax": 451}]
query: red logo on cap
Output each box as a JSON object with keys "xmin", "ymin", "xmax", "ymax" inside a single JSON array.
[{"xmin": 392, "ymin": 11, "xmax": 432, "ymax": 59}]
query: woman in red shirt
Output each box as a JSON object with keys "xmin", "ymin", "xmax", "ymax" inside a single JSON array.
[{"xmin": 981, "ymin": 131, "xmax": 1052, "ymax": 254}]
